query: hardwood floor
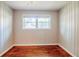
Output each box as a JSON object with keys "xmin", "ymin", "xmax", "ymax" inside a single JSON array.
[{"xmin": 2, "ymin": 45, "xmax": 71, "ymax": 57}]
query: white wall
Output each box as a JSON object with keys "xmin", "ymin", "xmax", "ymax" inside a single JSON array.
[
  {"xmin": 59, "ymin": 2, "xmax": 79, "ymax": 56},
  {"xmin": 75, "ymin": 2, "xmax": 79, "ymax": 57},
  {"xmin": 13, "ymin": 10, "xmax": 59, "ymax": 45},
  {"xmin": 0, "ymin": 2, "xmax": 13, "ymax": 55},
  {"xmin": 0, "ymin": 2, "xmax": 2, "ymax": 54}
]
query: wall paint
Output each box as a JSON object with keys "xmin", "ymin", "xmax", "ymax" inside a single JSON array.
[
  {"xmin": 13, "ymin": 10, "xmax": 59, "ymax": 44},
  {"xmin": 0, "ymin": 2, "xmax": 13, "ymax": 55},
  {"xmin": 75, "ymin": 2, "xmax": 79, "ymax": 57},
  {"xmin": 0, "ymin": 2, "xmax": 2, "ymax": 54},
  {"xmin": 59, "ymin": 2, "xmax": 79, "ymax": 56}
]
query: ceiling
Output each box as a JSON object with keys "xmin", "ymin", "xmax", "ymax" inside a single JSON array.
[{"xmin": 5, "ymin": 1, "xmax": 69, "ymax": 11}]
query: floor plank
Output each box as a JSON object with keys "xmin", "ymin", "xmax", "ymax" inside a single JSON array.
[{"xmin": 2, "ymin": 45, "xmax": 72, "ymax": 57}]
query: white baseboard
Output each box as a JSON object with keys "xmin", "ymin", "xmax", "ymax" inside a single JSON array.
[
  {"xmin": 58, "ymin": 44, "xmax": 75, "ymax": 57},
  {"xmin": 14, "ymin": 43, "xmax": 58, "ymax": 46},
  {"xmin": 0, "ymin": 44, "xmax": 14, "ymax": 57}
]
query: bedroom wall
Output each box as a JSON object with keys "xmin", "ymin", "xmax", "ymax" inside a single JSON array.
[
  {"xmin": 0, "ymin": 2, "xmax": 2, "ymax": 54},
  {"xmin": 13, "ymin": 10, "xmax": 59, "ymax": 45},
  {"xmin": 0, "ymin": 2, "xmax": 13, "ymax": 55},
  {"xmin": 59, "ymin": 2, "xmax": 79, "ymax": 56},
  {"xmin": 75, "ymin": 2, "xmax": 79, "ymax": 57}
]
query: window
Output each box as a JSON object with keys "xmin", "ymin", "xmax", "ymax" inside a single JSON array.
[
  {"xmin": 23, "ymin": 17, "xmax": 36, "ymax": 29},
  {"xmin": 23, "ymin": 16, "xmax": 51, "ymax": 29}
]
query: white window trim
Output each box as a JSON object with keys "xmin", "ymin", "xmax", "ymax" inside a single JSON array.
[{"xmin": 22, "ymin": 15, "xmax": 51, "ymax": 30}]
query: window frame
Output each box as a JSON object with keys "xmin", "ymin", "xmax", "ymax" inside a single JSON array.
[
  {"xmin": 22, "ymin": 15, "xmax": 51, "ymax": 29},
  {"xmin": 23, "ymin": 16, "xmax": 37, "ymax": 29}
]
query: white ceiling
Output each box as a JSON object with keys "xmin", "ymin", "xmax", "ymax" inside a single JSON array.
[{"xmin": 5, "ymin": 1, "xmax": 69, "ymax": 11}]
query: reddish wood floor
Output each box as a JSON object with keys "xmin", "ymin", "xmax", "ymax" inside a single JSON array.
[{"xmin": 2, "ymin": 45, "xmax": 71, "ymax": 57}]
